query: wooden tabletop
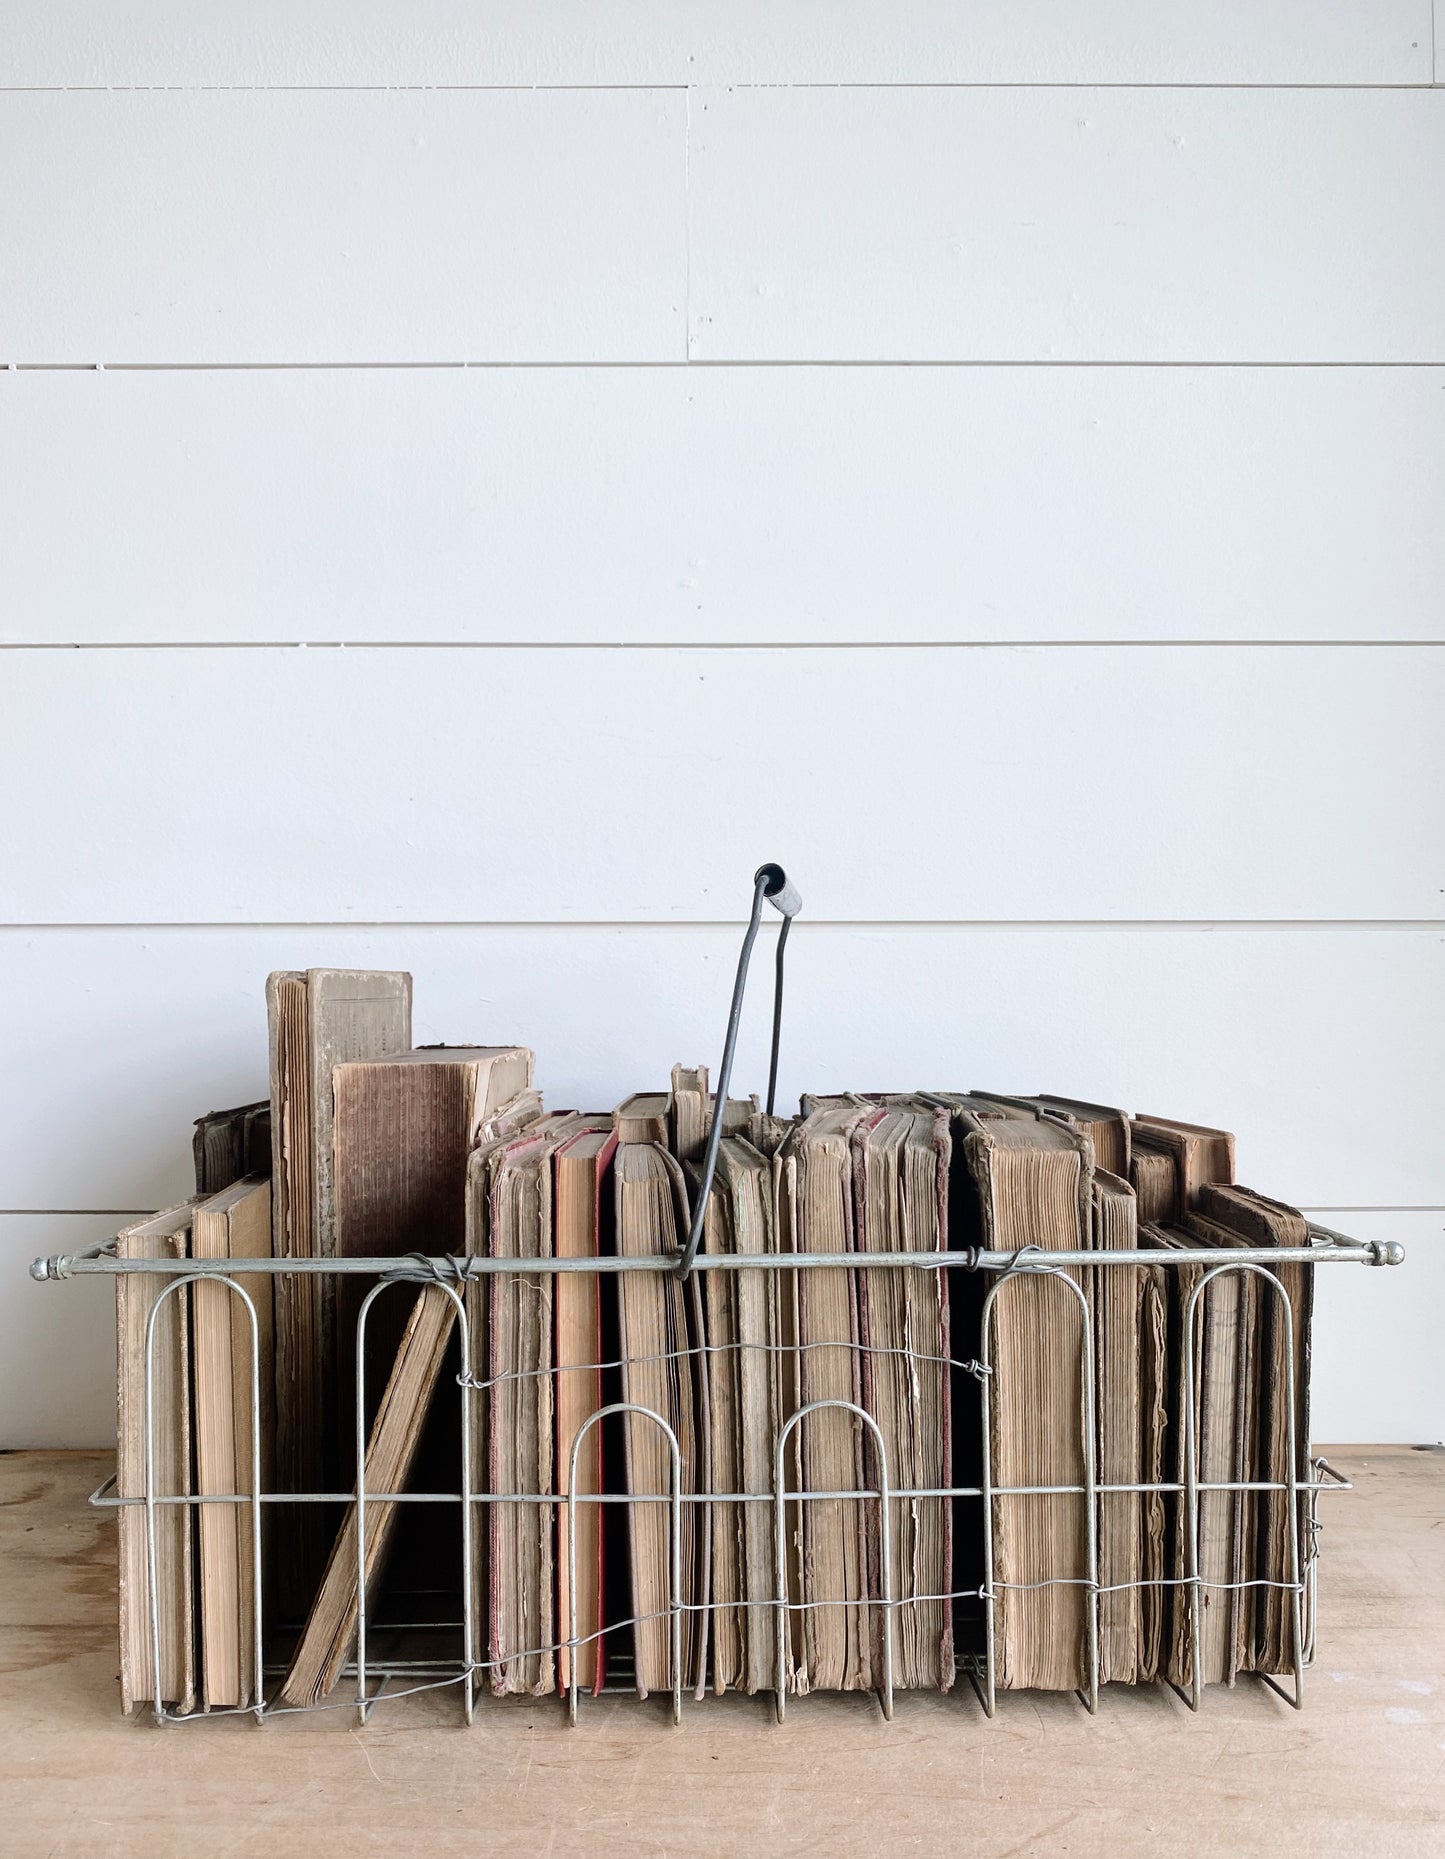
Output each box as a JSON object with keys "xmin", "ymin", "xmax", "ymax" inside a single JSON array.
[{"xmin": 2, "ymin": 1446, "xmax": 1441, "ymax": 1858}]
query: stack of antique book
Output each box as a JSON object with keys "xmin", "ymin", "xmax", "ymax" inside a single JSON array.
[{"xmin": 114, "ymin": 968, "xmax": 1317, "ymax": 1715}]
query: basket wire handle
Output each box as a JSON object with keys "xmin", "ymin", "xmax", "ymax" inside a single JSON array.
[{"xmin": 678, "ymin": 863, "xmax": 801, "ymax": 1279}]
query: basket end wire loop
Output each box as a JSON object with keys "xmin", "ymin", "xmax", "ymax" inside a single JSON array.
[
  {"xmin": 142, "ymin": 1273, "xmax": 265, "ymax": 1725},
  {"xmin": 773, "ymin": 1399, "xmax": 895, "ymax": 1726},
  {"xmin": 679, "ymin": 864, "xmax": 801, "ymax": 1281},
  {"xmin": 354, "ymin": 1275, "xmax": 471, "ymax": 1727},
  {"xmin": 977, "ymin": 1262, "xmax": 1099, "ymax": 1719},
  {"xmin": 565, "ymin": 1402, "xmax": 684, "ymax": 1728}
]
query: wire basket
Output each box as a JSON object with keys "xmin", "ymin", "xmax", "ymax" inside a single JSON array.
[{"xmin": 32, "ymin": 1225, "xmax": 1401, "ymax": 1728}]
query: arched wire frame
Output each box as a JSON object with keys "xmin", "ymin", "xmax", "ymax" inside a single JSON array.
[
  {"xmin": 353, "ymin": 1275, "xmax": 472, "ymax": 1726},
  {"xmin": 80, "ymin": 1236, "xmax": 1376, "ymax": 1728},
  {"xmin": 143, "ymin": 1273, "xmax": 265, "ymax": 1726},
  {"xmin": 565, "ymin": 1401, "xmax": 684, "ymax": 1727},
  {"xmin": 773, "ymin": 1399, "xmax": 895, "ymax": 1726},
  {"xmin": 1181, "ymin": 1262, "xmax": 1305, "ymax": 1714},
  {"xmin": 977, "ymin": 1264, "xmax": 1099, "ymax": 1720}
]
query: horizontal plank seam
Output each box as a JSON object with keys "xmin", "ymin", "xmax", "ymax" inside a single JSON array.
[
  {"xmin": 1, "ymin": 920, "xmax": 1441, "ymax": 933},
  {"xmin": 5, "ymin": 359, "xmax": 1445, "ymax": 372},
  {"xmin": 0, "ymin": 82, "xmax": 1436, "ymax": 95},
  {"xmin": 2, "ymin": 641, "xmax": 1442, "ymax": 653}
]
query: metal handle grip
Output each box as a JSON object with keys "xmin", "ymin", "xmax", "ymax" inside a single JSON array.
[{"xmin": 755, "ymin": 864, "xmax": 802, "ymax": 919}]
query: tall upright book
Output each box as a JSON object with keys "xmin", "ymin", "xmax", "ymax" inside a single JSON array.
[
  {"xmin": 461, "ymin": 1088, "xmax": 549, "ymax": 1678},
  {"xmin": 1193, "ymin": 1183, "xmax": 1314, "ymax": 1676},
  {"xmin": 115, "ymin": 1202, "xmax": 197, "ymax": 1715},
  {"xmin": 191, "ymin": 1175, "xmax": 273, "ymax": 1711},
  {"xmin": 554, "ymin": 1123, "xmax": 618, "ymax": 1695},
  {"xmin": 477, "ymin": 1113, "xmax": 598, "ymax": 1697},
  {"xmin": 267, "ymin": 968, "xmax": 412, "ymax": 1606},
  {"xmin": 615, "ymin": 1140, "xmax": 700, "ymax": 1700},
  {"xmin": 991, "ymin": 1092, "xmax": 1150, "ymax": 1681},
  {"xmin": 949, "ymin": 1098, "xmax": 1093, "ymax": 1692},
  {"xmin": 777, "ymin": 1104, "xmax": 872, "ymax": 1694},
  {"xmin": 851, "ymin": 1103, "xmax": 954, "ymax": 1691},
  {"xmin": 1145, "ymin": 1212, "xmax": 1255, "ymax": 1688},
  {"xmin": 699, "ymin": 1135, "xmax": 782, "ymax": 1695},
  {"xmin": 1090, "ymin": 1168, "xmax": 1150, "ymax": 1685}
]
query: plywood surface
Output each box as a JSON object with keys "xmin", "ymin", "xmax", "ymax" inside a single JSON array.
[{"xmin": 0, "ymin": 1447, "xmax": 1440, "ymax": 1857}]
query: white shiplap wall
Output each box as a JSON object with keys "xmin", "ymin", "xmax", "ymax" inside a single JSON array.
[{"xmin": 1, "ymin": 2, "xmax": 1440, "ymax": 1449}]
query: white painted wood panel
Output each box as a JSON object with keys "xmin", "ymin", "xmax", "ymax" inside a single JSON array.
[
  {"xmin": 0, "ymin": 646, "xmax": 1435, "ymax": 922},
  {"xmin": 0, "ymin": 2, "xmax": 1430, "ymax": 88},
  {"xmin": 7, "ymin": 1208, "xmax": 1436, "ymax": 1452},
  {"xmin": 5, "ymin": 365, "xmax": 1443, "ymax": 646},
  {"xmin": 1, "ymin": 926, "xmax": 1439, "ymax": 1213},
  {"xmin": 1311, "ymin": 1213, "xmax": 1443, "ymax": 1445},
  {"xmin": 0, "ymin": 90, "xmax": 686, "ymax": 364},
  {"xmin": 0, "ymin": 1216, "xmax": 120, "ymax": 1450},
  {"xmin": 1, "ymin": 646, "xmax": 1440, "ymax": 923},
  {"xmin": 689, "ymin": 87, "xmax": 1445, "ymax": 363}
]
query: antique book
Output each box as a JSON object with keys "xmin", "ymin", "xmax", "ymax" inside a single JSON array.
[
  {"xmin": 1146, "ymin": 1218, "xmax": 1254, "ymax": 1688},
  {"xmin": 668, "ymin": 1065, "xmax": 709, "ymax": 1164},
  {"xmin": 718, "ymin": 1094, "xmax": 759, "ymax": 1137},
  {"xmin": 1129, "ymin": 1148, "xmax": 1178, "ymax": 1225},
  {"xmin": 554, "ymin": 1124, "xmax": 618, "ymax": 1695},
  {"xmin": 267, "ymin": 968, "xmax": 412, "ymax": 1608},
  {"xmin": 851, "ymin": 1104, "xmax": 953, "ymax": 1691},
  {"xmin": 615, "ymin": 1141, "xmax": 700, "ymax": 1699},
  {"xmin": 330, "ymin": 1045, "xmax": 536, "ymax": 1666},
  {"xmin": 1028, "ymin": 1097, "xmax": 1131, "ymax": 1179},
  {"xmin": 699, "ymin": 1136, "xmax": 781, "ymax": 1695},
  {"xmin": 191, "ymin": 1175, "xmax": 273, "ymax": 1710},
  {"xmin": 192, "ymin": 1101, "xmax": 270, "ymax": 1195},
  {"xmin": 481, "ymin": 1114, "xmax": 600, "ymax": 1697},
  {"xmin": 116, "ymin": 1202, "xmax": 197, "ymax": 1714},
  {"xmin": 777, "ymin": 1105, "xmax": 872, "ymax": 1694},
  {"xmin": 1131, "ymin": 1114, "xmax": 1235, "ymax": 1220},
  {"xmin": 746, "ymin": 1109, "xmax": 794, "ymax": 1157},
  {"xmin": 797, "ymin": 1092, "xmax": 869, "ymax": 1116},
  {"xmin": 950, "ymin": 1099, "xmax": 1093, "ymax": 1692},
  {"xmin": 1136, "ymin": 1240, "xmax": 1171, "ymax": 1683},
  {"xmin": 1091, "ymin": 1168, "xmax": 1147, "ymax": 1685},
  {"xmin": 331, "ymin": 1045, "xmax": 534, "ymax": 1461},
  {"xmin": 1182, "ymin": 1205, "xmax": 1266, "ymax": 1685},
  {"xmin": 460, "ymin": 1091, "xmax": 550, "ymax": 1696},
  {"xmin": 613, "ymin": 1092, "xmax": 669, "ymax": 1145},
  {"xmin": 277, "ymin": 1282, "xmax": 459, "ymax": 1708},
  {"xmin": 1195, "ymin": 1183, "xmax": 1315, "ymax": 1675}
]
